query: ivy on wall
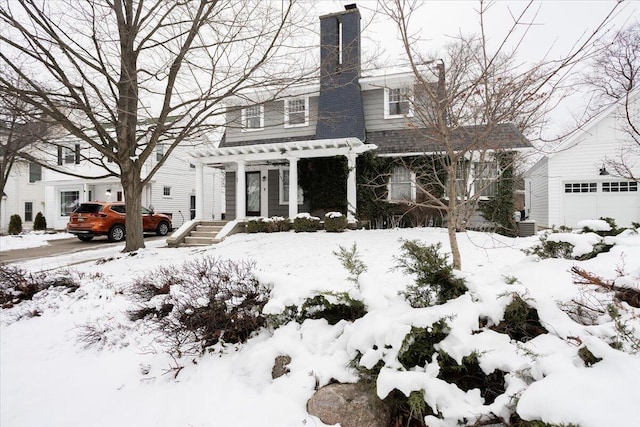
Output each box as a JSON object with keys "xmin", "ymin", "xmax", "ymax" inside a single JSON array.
[
  {"xmin": 479, "ymin": 153, "xmax": 517, "ymax": 237},
  {"xmin": 298, "ymin": 157, "xmax": 348, "ymax": 212}
]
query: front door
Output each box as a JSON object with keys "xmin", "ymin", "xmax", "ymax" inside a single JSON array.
[{"xmin": 246, "ymin": 171, "xmax": 261, "ymax": 216}]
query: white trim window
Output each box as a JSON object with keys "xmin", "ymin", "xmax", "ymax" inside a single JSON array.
[
  {"xmin": 384, "ymin": 87, "xmax": 413, "ymax": 118},
  {"xmin": 29, "ymin": 162, "xmax": 42, "ymax": 183},
  {"xmin": 163, "ymin": 186, "xmax": 172, "ymax": 197},
  {"xmin": 284, "ymin": 98, "xmax": 309, "ymax": 128},
  {"xmin": 242, "ymin": 105, "xmax": 264, "ymax": 130},
  {"xmin": 388, "ymin": 165, "xmax": 416, "ymax": 202},
  {"xmin": 60, "ymin": 190, "xmax": 79, "ymax": 216},
  {"xmin": 474, "ymin": 161, "xmax": 499, "ymax": 197},
  {"xmin": 279, "ymin": 169, "xmax": 304, "ymax": 205}
]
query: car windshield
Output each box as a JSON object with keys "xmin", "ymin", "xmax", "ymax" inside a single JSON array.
[{"xmin": 73, "ymin": 204, "xmax": 103, "ymax": 214}]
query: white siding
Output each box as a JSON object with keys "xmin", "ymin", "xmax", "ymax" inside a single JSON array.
[
  {"xmin": 539, "ymin": 94, "xmax": 640, "ymax": 228},
  {"xmin": 524, "ymin": 157, "xmax": 549, "ymax": 227},
  {"xmin": 0, "ymin": 161, "xmax": 45, "ymax": 233}
]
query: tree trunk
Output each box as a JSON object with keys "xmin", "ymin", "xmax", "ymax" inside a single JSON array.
[
  {"xmin": 447, "ymin": 172, "xmax": 463, "ymax": 270},
  {"xmin": 121, "ymin": 161, "xmax": 145, "ymax": 252}
]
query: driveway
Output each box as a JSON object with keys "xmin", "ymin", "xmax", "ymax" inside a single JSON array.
[{"xmin": 0, "ymin": 235, "xmax": 168, "ymax": 265}]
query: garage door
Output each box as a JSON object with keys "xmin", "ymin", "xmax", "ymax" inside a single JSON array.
[{"xmin": 562, "ymin": 181, "xmax": 639, "ymax": 227}]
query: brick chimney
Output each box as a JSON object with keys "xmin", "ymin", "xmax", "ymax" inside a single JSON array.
[{"xmin": 315, "ymin": 4, "xmax": 366, "ymax": 141}]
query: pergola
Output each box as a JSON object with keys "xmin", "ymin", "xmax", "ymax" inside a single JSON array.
[{"xmin": 190, "ymin": 137, "xmax": 377, "ymax": 221}]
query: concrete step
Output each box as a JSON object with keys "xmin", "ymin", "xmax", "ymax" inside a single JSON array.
[
  {"xmin": 195, "ymin": 225, "xmax": 223, "ymax": 233},
  {"xmin": 190, "ymin": 231, "xmax": 218, "ymax": 238},
  {"xmin": 183, "ymin": 236, "xmax": 222, "ymax": 246}
]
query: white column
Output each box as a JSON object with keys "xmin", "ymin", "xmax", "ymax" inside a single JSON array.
[
  {"xmin": 236, "ymin": 160, "xmax": 246, "ymax": 220},
  {"xmin": 288, "ymin": 157, "xmax": 298, "ymax": 219},
  {"xmin": 195, "ymin": 163, "xmax": 204, "ymax": 219},
  {"xmin": 346, "ymin": 153, "xmax": 357, "ymax": 221}
]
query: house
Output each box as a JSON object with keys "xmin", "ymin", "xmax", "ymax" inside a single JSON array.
[
  {"xmin": 2, "ymin": 132, "xmax": 220, "ymax": 233},
  {"xmin": 189, "ymin": 4, "xmax": 530, "ymax": 226},
  {"xmin": 0, "ymin": 159, "xmax": 45, "ymax": 234},
  {"xmin": 524, "ymin": 90, "xmax": 640, "ymax": 229},
  {"xmin": 0, "ymin": 120, "xmax": 47, "ymax": 234}
]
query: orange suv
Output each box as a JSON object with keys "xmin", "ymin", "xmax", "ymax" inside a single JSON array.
[{"xmin": 66, "ymin": 201, "xmax": 172, "ymax": 242}]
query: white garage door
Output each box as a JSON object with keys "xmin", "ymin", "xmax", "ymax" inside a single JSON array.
[{"xmin": 562, "ymin": 181, "xmax": 639, "ymax": 227}]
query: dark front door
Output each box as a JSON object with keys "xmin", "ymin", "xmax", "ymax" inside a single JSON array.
[{"xmin": 246, "ymin": 171, "xmax": 261, "ymax": 216}]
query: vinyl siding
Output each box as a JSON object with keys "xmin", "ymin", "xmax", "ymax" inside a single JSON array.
[
  {"xmin": 525, "ymin": 157, "xmax": 549, "ymax": 227},
  {"xmin": 225, "ymin": 171, "xmax": 236, "ymax": 220},
  {"xmin": 362, "ymin": 88, "xmax": 417, "ymax": 132},
  {"xmin": 225, "ymin": 97, "xmax": 319, "ymax": 144}
]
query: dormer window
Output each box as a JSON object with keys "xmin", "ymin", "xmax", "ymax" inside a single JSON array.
[
  {"xmin": 384, "ymin": 87, "xmax": 413, "ymax": 118},
  {"xmin": 242, "ymin": 105, "xmax": 264, "ymax": 130},
  {"xmin": 284, "ymin": 98, "xmax": 309, "ymax": 128}
]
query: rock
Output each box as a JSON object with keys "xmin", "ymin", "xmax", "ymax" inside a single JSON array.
[
  {"xmin": 307, "ymin": 382, "xmax": 390, "ymax": 427},
  {"xmin": 271, "ymin": 355, "xmax": 291, "ymax": 379}
]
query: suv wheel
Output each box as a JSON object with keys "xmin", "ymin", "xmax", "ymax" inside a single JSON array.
[
  {"xmin": 156, "ymin": 221, "xmax": 170, "ymax": 236},
  {"xmin": 108, "ymin": 224, "xmax": 126, "ymax": 242},
  {"xmin": 77, "ymin": 235, "xmax": 94, "ymax": 242}
]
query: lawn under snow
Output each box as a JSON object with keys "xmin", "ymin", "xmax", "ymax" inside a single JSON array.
[
  {"xmin": 0, "ymin": 231, "xmax": 74, "ymax": 251},
  {"xmin": 2, "ymin": 226, "xmax": 640, "ymax": 427}
]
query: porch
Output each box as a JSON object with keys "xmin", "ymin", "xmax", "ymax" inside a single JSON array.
[{"xmin": 190, "ymin": 138, "xmax": 376, "ymax": 221}]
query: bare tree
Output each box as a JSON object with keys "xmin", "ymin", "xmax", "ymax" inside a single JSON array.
[
  {"xmin": 379, "ymin": 0, "xmax": 622, "ymax": 269},
  {"xmin": 583, "ymin": 20, "xmax": 639, "ymax": 181},
  {"xmin": 0, "ymin": 0, "xmax": 309, "ymax": 251},
  {"xmin": 0, "ymin": 74, "xmax": 49, "ymax": 208}
]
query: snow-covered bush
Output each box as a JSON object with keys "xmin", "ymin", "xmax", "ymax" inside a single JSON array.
[
  {"xmin": 266, "ymin": 216, "xmax": 291, "ymax": 232},
  {"xmin": 266, "ymin": 291, "xmax": 367, "ymax": 328},
  {"xmin": 324, "ymin": 212, "xmax": 348, "ymax": 232},
  {"xmin": 245, "ymin": 217, "xmax": 269, "ymax": 233},
  {"xmin": 293, "ymin": 213, "xmax": 320, "ymax": 232},
  {"xmin": 395, "ymin": 240, "xmax": 468, "ymax": 307},
  {"xmin": 525, "ymin": 219, "xmax": 625, "ymax": 260},
  {"xmin": 131, "ymin": 256, "xmax": 269, "ymax": 356},
  {"xmin": 0, "ymin": 264, "xmax": 79, "ymax": 308}
]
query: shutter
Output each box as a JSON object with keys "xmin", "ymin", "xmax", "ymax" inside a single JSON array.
[
  {"xmin": 57, "ymin": 146, "xmax": 63, "ymax": 165},
  {"xmin": 75, "ymin": 144, "xmax": 80, "ymax": 164}
]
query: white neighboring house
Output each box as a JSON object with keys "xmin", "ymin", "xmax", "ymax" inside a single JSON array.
[
  {"xmin": 2, "ymin": 138, "xmax": 222, "ymax": 233},
  {"xmin": 525, "ymin": 90, "xmax": 640, "ymax": 229},
  {"xmin": 0, "ymin": 160, "xmax": 45, "ymax": 234}
]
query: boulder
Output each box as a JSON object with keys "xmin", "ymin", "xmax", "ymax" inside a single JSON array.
[{"xmin": 307, "ymin": 382, "xmax": 390, "ymax": 427}]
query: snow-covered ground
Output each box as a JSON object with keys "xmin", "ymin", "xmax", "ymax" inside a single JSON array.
[
  {"xmin": 0, "ymin": 231, "xmax": 74, "ymax": 252},
  {"xmin": 1, "ymin": 226, "xmax": 639, "ymax": 427}
]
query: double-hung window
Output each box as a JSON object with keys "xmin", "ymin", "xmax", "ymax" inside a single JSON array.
[
  {"xmin": 285, "ymin": 98, "xmax": 308, "ymax": 127},
  {"xmin": 29, "ymin": 163, "xmax": 42, "ymax": 183},
  {"xmin": 24, "ymin": 202, "xmax": 33, "ymax": 222},
  {"xmin": 474, "ymin": 161, "xmax": 499, "ymax": 197},
  {"xmin": 243, "ymin": 105, "xmax": 264, "ymax": 130},
  {"xmin": 388, "ymin": 165, "xmax": 415, "ymax": 201},
  {"xmin": 385, "ymin": 87, "xmax": 412, "ymax": 118}
]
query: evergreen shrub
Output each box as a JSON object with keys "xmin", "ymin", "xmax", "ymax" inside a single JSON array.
[
  {"xmin": 8, "ymin": 214, "xmax": 22, "ymax": 235},
  {"xmin": 324, "ymin": 212, "xmax": 348, "ymax": 232},
  {"xmin": 33, "ymin": 212, "xmax": 47, "ymax": 231},
  {"xmin": 293, "ymin": 213, "xmax": 320, "ymax": 232},
  {"xmin": 395, "ymin": 240, "xmax": 468, "ymax": 306}
]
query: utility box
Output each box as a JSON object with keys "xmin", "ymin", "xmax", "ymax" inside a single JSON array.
[{"xmin": 518, "ymin": 220, "xmax": 537, "ymax": 237}]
